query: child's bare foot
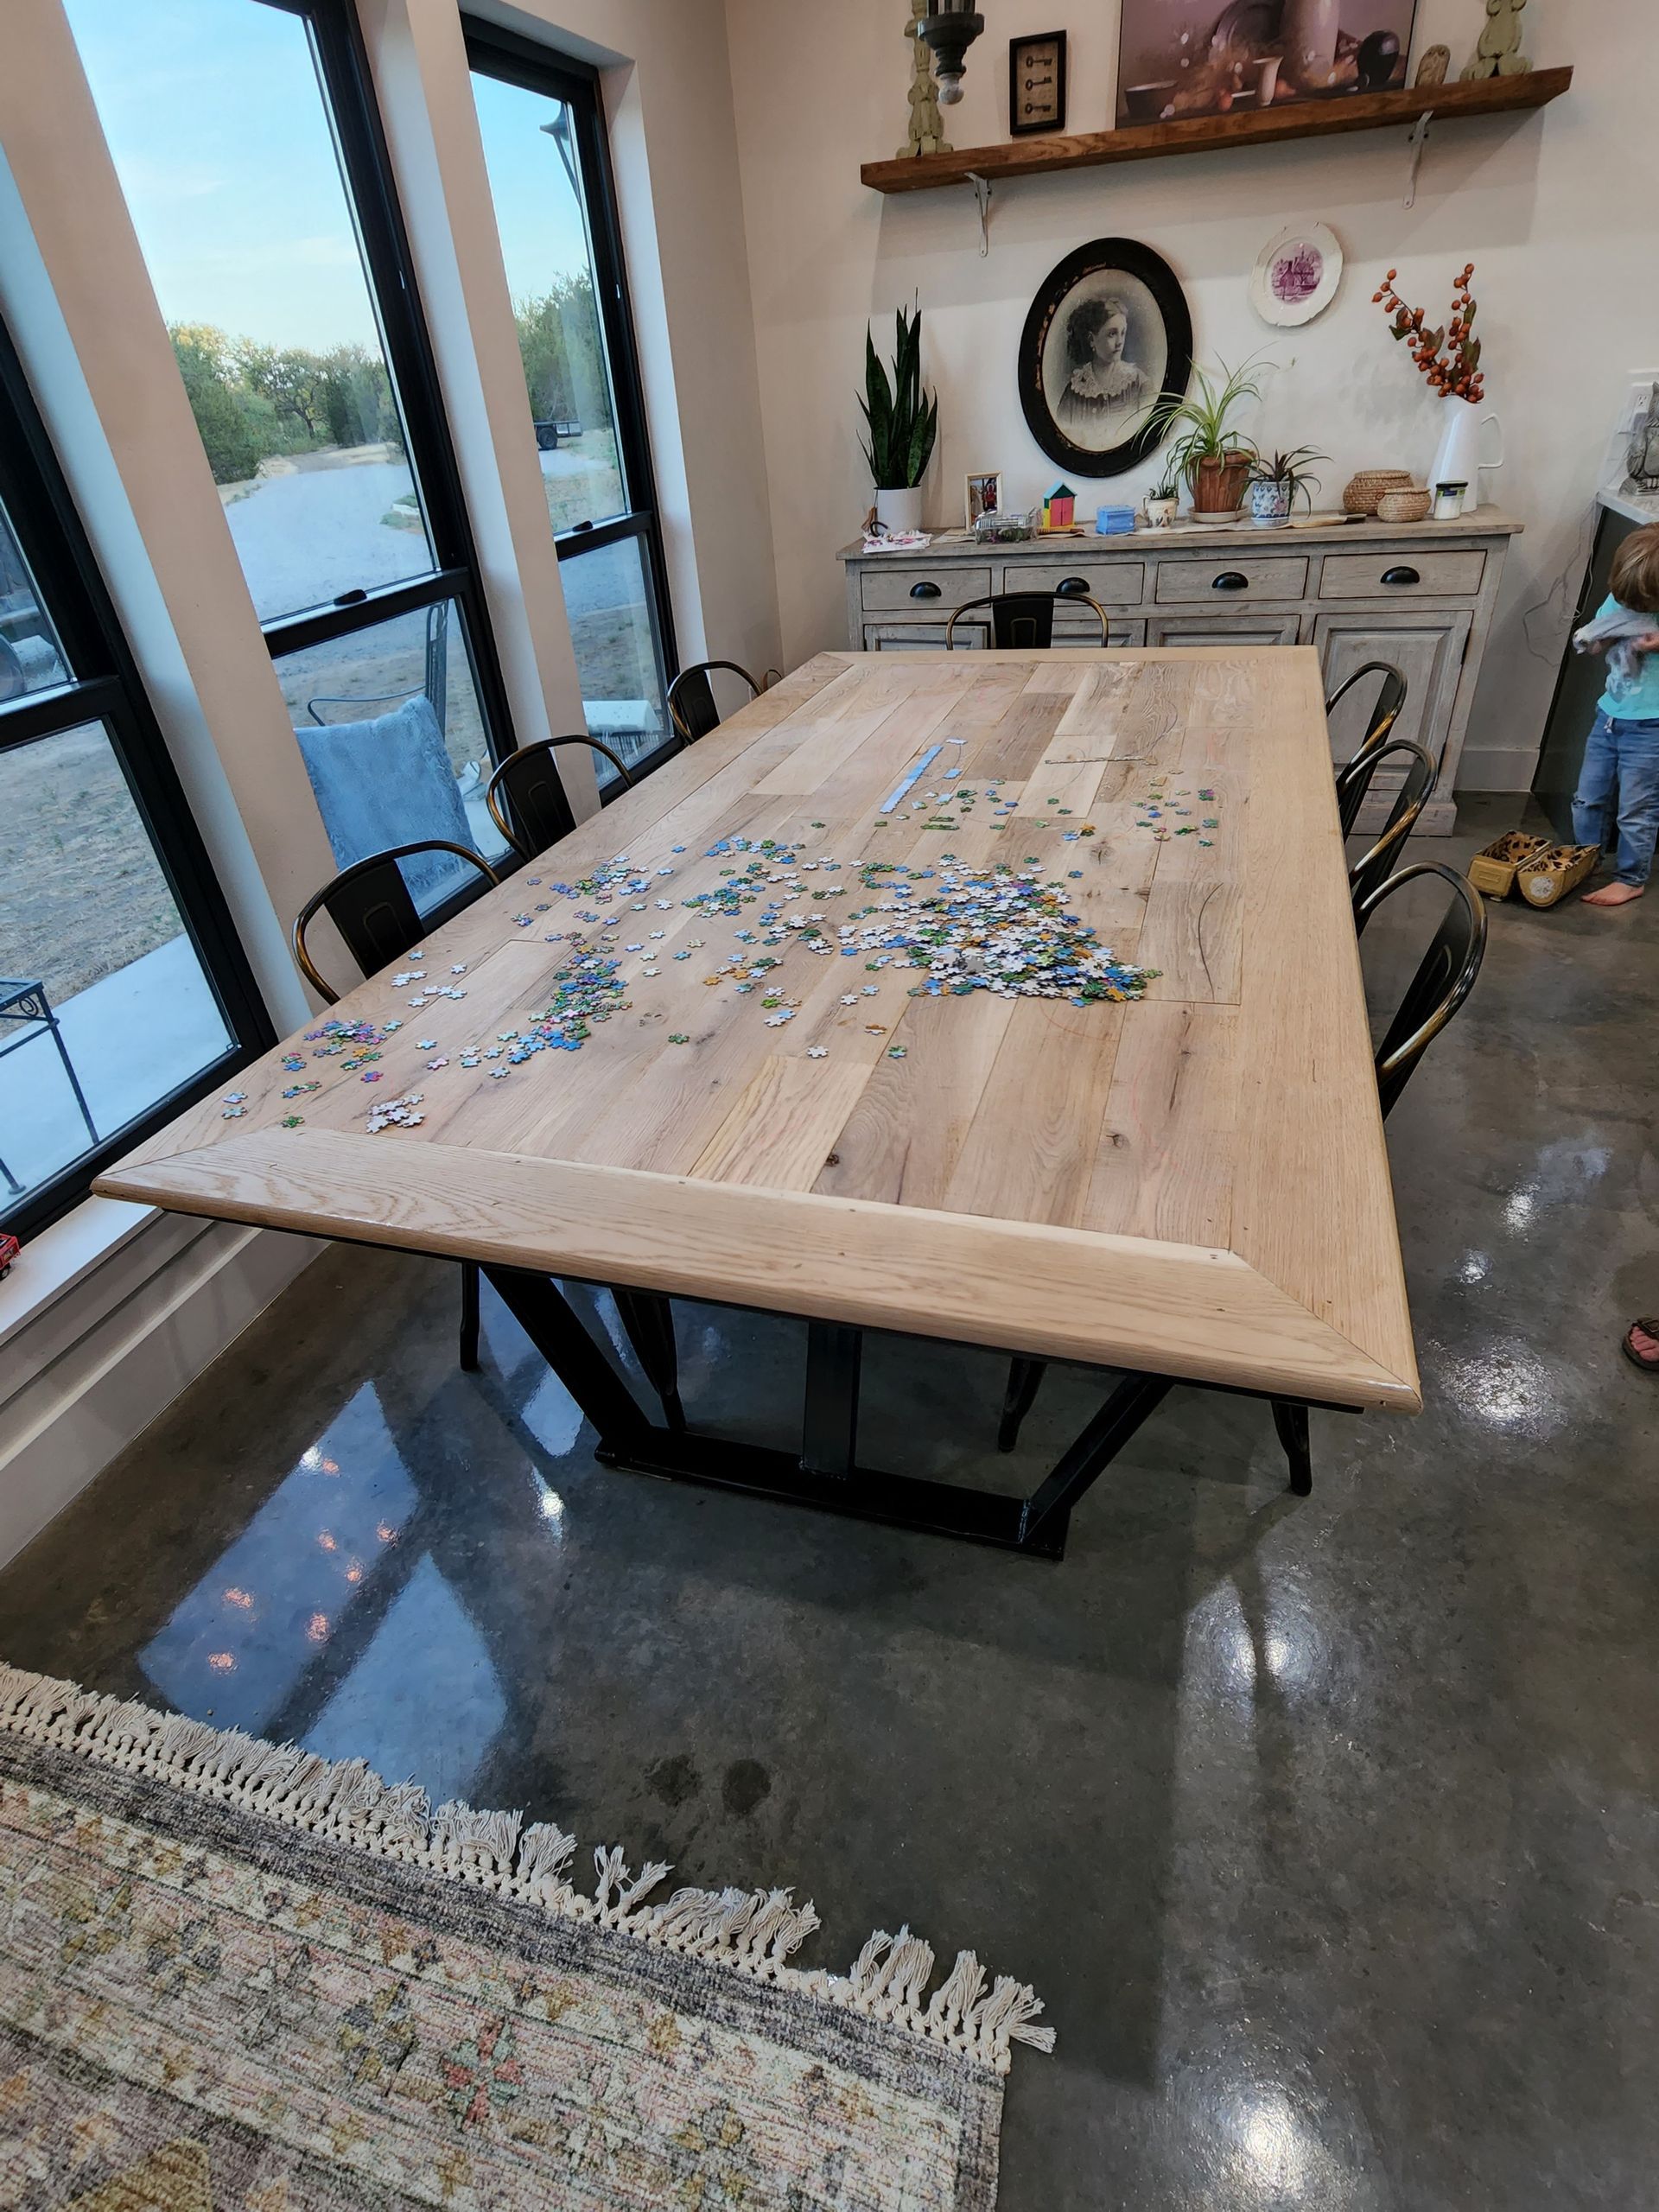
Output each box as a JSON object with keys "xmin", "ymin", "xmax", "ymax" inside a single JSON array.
[
  {"xmin": 1622, "ymin": 1319, "xmax": 1659, "ymax": 1372},
  {"xmin": 1582, "ymin": 880, "xmax": 1645, "ymax": 907}
]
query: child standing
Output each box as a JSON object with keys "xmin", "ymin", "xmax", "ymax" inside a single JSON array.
[{"xmin": 1572, "ymin": 521, "xmax": 1659, "ymax": 908}]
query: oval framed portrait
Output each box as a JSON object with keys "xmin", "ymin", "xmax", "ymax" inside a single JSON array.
[{"xmin": 1018, "ymin": 239, "xmax": 1193, "ymax": 479}]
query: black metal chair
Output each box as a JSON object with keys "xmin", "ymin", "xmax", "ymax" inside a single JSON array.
[
  {"xmin": 1325, "ymin": 660, "xmax": 1407, "ymax": 771},
  {"xmin": 996, "ymin": 864, "xmax": 1487, "ymax": 1493},
  {"xmin": 292, "ymin": 839, "xmax": 499, "ymax": 1372},
  {"xmin": 668, "ymin": 659, "xmax": 761, "ymax": 744},
  {"xmin": 306, "ymin": 601, "xmax": 450, "ymax": 733},
  {"xmin": 1338, "ymin": 737, "xmax": 1436, "ymax": 926},
  {"xmin": 1357, "ymin": 862, "xmax": 1488, "ymax": 1118},
  {"xmin": 484, "ymin": 736, "xmax": 634, "ymax": 860},
  {"xmin": 944, "ymin": 588, "xmax": 1111, "ymax": 650}
]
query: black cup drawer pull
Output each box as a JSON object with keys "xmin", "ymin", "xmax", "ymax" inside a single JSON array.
[
  {"xmin": 1056, "ymin": 576, "xmax": 1090, "ymax": 597},
  {"xmin": 910, "ymin": 580, "xmax": 942, "ymax": 600},
  {"xmin": 1211, "ymin": 571, "xmax": 1249, "ymax": 593},
  {"xmin": 1381, "ymin": 564, "xmax": 1421, "ymax": 588}
]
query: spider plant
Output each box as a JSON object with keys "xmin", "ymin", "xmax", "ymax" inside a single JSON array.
[
  {"xmin": 1146, "ymin": 355, "xmax": 1268, "ymax": 486},
  {"xmin": 1249, "ymin": 445, "xmax": 1328, "ymax": 509},
  {"xmin": 859, "ymin": 303, "xmax": 939, "ymax": 491}
]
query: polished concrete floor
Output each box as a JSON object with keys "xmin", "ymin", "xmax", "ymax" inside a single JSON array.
[{"xmin": 4, "ymin": 800, "xmax": 1657, "ymax": 2209}]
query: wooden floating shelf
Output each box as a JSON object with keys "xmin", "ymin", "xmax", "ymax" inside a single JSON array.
[{"xmin": 861, "ymin": 67, "xmax": 1572, "ymax": 194}]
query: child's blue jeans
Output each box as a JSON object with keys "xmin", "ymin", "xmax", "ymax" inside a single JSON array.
[{"xmin": 1572, "ymin": 710, "xmax": 1659, "ymax": 886}]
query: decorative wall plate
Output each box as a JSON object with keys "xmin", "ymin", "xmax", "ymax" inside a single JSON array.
[{"xmin": 1249, "ymin": 222, "xmax": 1344, "ymax": 327}]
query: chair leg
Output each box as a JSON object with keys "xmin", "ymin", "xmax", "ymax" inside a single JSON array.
[
  {"xmin": 459, "ymin": 1261, "xmax": 481, "ymax": 1372},
  {"xmin": 999, "ymin": 1357, "xmax": 1048, "ymax": 1453},
  {"xmin": 1272, "ymin": 1399, "xmax": 1312, "ymax": 1495}
]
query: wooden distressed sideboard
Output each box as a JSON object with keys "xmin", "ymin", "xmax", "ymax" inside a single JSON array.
[{"xmin": 840, "ymin": 507, "xmax": 1521, "ymax": 833}]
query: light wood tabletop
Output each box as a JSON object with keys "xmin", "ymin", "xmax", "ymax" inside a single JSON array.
[{"xmin": 98, "ymin": 649, "xmax": 1421, "ymax": 1415}]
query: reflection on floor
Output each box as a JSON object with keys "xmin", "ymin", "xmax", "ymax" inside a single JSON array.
[{"xmin": 4, "ymin": 802, "xmax": 1657, "ymax": 2210}]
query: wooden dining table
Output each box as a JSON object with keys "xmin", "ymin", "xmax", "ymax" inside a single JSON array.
[{"xmin": 99, "ymin": 647, "xmax": 1421, "ymax": 1560}]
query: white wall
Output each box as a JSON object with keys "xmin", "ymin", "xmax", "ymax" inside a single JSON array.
[{"xmin": 726, "ymin": 0, "xmax": 1659, "ymax": 789}]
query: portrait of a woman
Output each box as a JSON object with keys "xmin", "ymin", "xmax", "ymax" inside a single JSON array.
[
  {"xmin": 1058, "ymin": 296, "xmax": 1153, "ymax": 431},
  {"xmin": 1020, "ymin": 239, "xmax": 1192, "ymax": 477}
]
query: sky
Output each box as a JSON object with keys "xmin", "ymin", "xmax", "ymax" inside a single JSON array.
[{"xmin": 65, "ymin": 0, "xmax": 596, "ymax": 357}]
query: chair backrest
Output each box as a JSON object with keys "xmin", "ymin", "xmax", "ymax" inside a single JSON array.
[
  {"xmin": 1356, "ymin": 863, "xmax": 1487, "ymax": 1117},
  {"xmin": 1330, "ymin": 663, "xmax": 1410, "ymax": 832},
  {"xmin": 668, "ymin": 659, "xmax": 760, "ymax": 743},
  {"xmin": 293, "ymin": 840, "xmax": 499, "ymax": 1004},
  {"xmin": 485, "ymin": 737, "xmax": 633, "ymax": 859},
  {"xmin": 1339, "ymin": 737, "xmax": 1437, "ymax": 924},
  {"xmin": 1325, "ymin": 658, "xmax": 1407, "ymax": 744},
  {"xmin": 944, "ymin": 589, "xmax": 1110, "ymax": 651}
]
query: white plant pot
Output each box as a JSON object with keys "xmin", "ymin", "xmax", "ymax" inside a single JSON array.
[
  {"xmin": 1146, "ymin": 494, "xmax": 1179, "ymax": 529},
  {"xmin": 1430, "ymin": 398, "xmax": 1503, "ymax": 508},
  {"xmin": 874, "ymin": 486, "xmax": 924, "ymax": 534},
  {"xmin": 1249, "ymin": 479, "xmax": 1293, "ymax": 528}
]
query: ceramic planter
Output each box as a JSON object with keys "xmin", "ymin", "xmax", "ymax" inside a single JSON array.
[
  {"xmin": 874, "ymin": 486, "xmax": 925, "ymax": 534},
  {"xmin": 1189, "ymin": 455, "xmax": 1252, "ymax": 518},
  {"xmin": 1249, "ymin": 478, "xmax": 1293, "ymax": 528},
  {"xmin": 1146, "ymin": 494, "xmax": 1179, "ymax": 529}
]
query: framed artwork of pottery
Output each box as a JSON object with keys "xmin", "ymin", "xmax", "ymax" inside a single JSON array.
[
  {"xmin": 1249, "ymin": 221, "xmax": 1344, "ymax": 327},
  {"xmin": 1116, "ymin": 0, "xmax": 1420, "ymax": 125},
  {"xmin": 1018, "ymin": 238, "xmax": 1193, "ymax": 479}
]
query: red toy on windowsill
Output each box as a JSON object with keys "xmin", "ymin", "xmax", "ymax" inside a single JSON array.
[{"xmin": 0, "ymin": 1232, "xmax": 20, "ymax": 1279}]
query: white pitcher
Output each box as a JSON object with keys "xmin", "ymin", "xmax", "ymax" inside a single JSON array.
[{"xmin": 1430, "ymin": 398, "xmax": 1504, "ymax": 507}]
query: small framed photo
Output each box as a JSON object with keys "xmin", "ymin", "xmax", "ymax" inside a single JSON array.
[
  {"xmin": 1009, "ymin": 31, "xmax": 1067, "ymax": 137},
  {"xmin": 965, "ymin": 471, "xmax": 1004, "ymax": 529}
]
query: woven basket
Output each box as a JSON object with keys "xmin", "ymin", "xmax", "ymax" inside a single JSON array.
[
  {"xmin": 1516, "ymin": 843, "xmax": 1600, "ymax": 908},
  {"xmin": 1343, "ymin": 469, "xmax": 1414, "ymax": 515},
  {"xmin": 1377, "ymin": 488, "xmax": 1433, "ymax": 524},
  {"xmin": 1467, "ymin": 830, "xmax": 1550, "ymax": 898}
]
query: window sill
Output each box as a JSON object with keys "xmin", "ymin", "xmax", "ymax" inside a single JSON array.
[{"xmin": 0, "ymin": 1194, "xmax": 175, "ymax": 1355}]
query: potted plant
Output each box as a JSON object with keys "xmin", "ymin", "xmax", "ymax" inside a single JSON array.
[
  {"xmin": 1248, "ymin": 446, "xmax": 1326, "ymax": 528},
  {"xmin": 1146, "ymin": 465, "xmax": 1180, "ymax": 529},
  {"xmin": 859, "ymin": 303, "xmax": 938, "ymax": 534},
  {"xmin": 1147, "ymin": 357, "xmax": 1265, "ymax": 519}
]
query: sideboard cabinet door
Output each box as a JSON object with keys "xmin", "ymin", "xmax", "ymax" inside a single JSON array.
[{"xmin": 1314, "ymin": 611, "xmax": 1471, "ymax": 767}]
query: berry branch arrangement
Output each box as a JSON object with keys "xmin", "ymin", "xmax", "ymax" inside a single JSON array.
[{"xmin": 1373, "ymin": 263, "xmax": 1484, "ymax": 403}]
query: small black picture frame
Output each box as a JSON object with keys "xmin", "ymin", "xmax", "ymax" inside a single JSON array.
[
  {"xmin": 1018, "ymin": 238, "xmax": 1193, "ymax": 480},
  {"xmin": 1009, "ymin": 31, "xmax": 1068, "ymax": 137}
]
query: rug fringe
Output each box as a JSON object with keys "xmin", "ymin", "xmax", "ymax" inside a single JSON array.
[{"xmin": 0, "ymin": 1664, "xmax": 1052, "ymax": 2075}]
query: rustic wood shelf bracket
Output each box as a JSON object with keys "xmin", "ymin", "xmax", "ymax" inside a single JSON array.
[
  {"xmin": 967, "ymin": 170, "xmax": 993, "ymax": 256},
  {"xmin": 1404, "ymin": 108, "xmax": 1433, "ymax": 207}
]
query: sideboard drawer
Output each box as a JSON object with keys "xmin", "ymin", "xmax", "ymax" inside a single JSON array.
[
  {"xmin": 1319, "ymin": 549, "xmax": 1488, "ymax": 600},
  {"xmin": 1154, "ymin": 555, "xmax": 1309, "ymax": 603},
  {"xmin": 861, "ymin": 563, "xmax": 992, "ymax": 613},
  {"xmin": 1000, "ymin": 556, "xmax": 1146, "ymax": 606}
]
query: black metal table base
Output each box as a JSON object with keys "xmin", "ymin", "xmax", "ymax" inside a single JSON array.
[{"xmin": 483, "ymin": 1265, "xmax": 1187, "ymax": 1560}]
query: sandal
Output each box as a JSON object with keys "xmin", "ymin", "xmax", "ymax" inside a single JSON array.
[{"xmin": 1621, "ymin": 1319, "xmax": 1659, "ymax": 1372}]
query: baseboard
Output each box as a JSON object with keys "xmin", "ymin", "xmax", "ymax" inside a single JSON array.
[{"xmin": 0, "ymin": 1210, "xmax": 320, "ymax": 1568}]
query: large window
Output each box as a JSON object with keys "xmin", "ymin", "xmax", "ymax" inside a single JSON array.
[
  {"xmin": 467, "ymin": 24, "xmax": 677, "ymax": 786},
  {"xmin": 65, "ymin": 0, "xmax": 558, "ymax": 900},
  {"xmin": 0, "ymin": 321, "xmax": 270, "ymax": 1237}
]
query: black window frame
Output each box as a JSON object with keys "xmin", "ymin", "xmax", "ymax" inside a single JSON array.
[
  {"xmin": 463, "ymin": 18, "xmax": 681, "ymax": 791},
  {"xmin": 218, "ymin": 0, "xmax": 573, "ymax": 890},
  {"xmin": 0, "ymin": 316, "xmax": 275, "ymax": 1243}
]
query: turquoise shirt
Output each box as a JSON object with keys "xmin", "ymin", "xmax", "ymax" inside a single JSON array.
[{"xmin": 1595, "ymin": 595, "xmax": 1659, "ymax": 721}]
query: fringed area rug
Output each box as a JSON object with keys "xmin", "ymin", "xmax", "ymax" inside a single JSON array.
[{"xmin": 0, "ymin": 1667, "xmax": 1051, "ymax": 2209}]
